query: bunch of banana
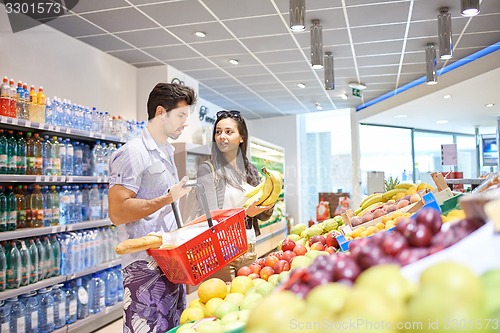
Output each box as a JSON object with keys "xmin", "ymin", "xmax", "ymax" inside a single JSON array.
[
  {"xmin": 355, "ymin": 182, "xmax": 418, "ymax": 216},
  {"xmin": 244, "ymin": 167, "xmax": 283, "ymax": 207}
]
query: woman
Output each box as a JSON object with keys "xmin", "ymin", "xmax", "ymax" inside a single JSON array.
[{"xmin": 196, "ymin": 110, "xmax": 274, "ymax": 281}]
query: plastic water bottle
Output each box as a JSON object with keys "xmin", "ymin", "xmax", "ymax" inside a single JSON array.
[
  {"xmin": 5, "ymin": 240, "xmax": 21, "ymax": 289},
  {"xmin": 63, "ymin": 281, "xmax": 77, "ymax": 324},
  {"xmin": 81, "ymin": 185, "xmax": 90, "ymax": 221},
  {"xmin": 15, "ymin": 81, "xmax": 26, "ymax": 119},
  {"xmin": 69, "ymin": 232, "xmax": 80, "ymax": 273},
  {"xmin": 89, "ymin": 184, "xmax": 101, "ymax": 220},
  {"xmin": 34, "ymin": 237, "xmax": 45, "ymax": 281},
  {"xmin": 75, "ymin": 278, "xmax": 89, "ymax": 319},
  {"xmin": 45, "ymin": 98, "xmax": 53, "ymax": 125},
  {"xmin": 101, "ymin": 143, "xmax": 109, "ymax": 177},
  {"xmin": 59, "ymin": 186, "xmax": 70, "ymax": 225},
  {"xmin": 64, "ymin": 139, "xmax": 73, "ymax": 176},
  {"xmin": 0, "ymin": 300, "xmax": 11, "ymax": 332},
  {"xmin": 73, "ymin": 185, "xmax": 83, "ymax": 223},
  {"xmin": 50, "ymin": 186, "xmax": 59, "ymax": 226},
  {"xmin": 6, "ymin": 186, "xmax": 17, "ymax": 231},
  {"xmin": 6, "ymin": 296, "xmax": 26, "ymax": 333},
  {"xmin": 63, "ymin": 99, "xmax": 72, "ymax": 128},
  {"xmin": 20, "ymin": 291, "xmax": 38, "ymax": 333},
  {"xmin": 73, "ymin": 142, "xmax": 83, "ymax": 176},
  {"xmin": 6, "ymin": 130, "xmax": 17, "ymax": 174},
  {"xmin": 0, "ymin": 186, "xmax": 7, "ymax": 232},
  {"xmin": 42, "ymin": 186, "xmax": 52, "ymax": 227},
  {"xmin": 0, "ymin": 243, "xmax": 6, "ymax": 291},
  {"xmin": 91, "ymin": 141, "xmax": 103, "ymax": 176},
  {"xmin": 82, "ymin": 144, "xmax": 91, "ymax": 176},
  {"xmin": 100, "ymin": 228, "xmax": 109, "ymax": 263},
  {"xmin": 42, "ymin": 136, "xmax": 51, "ymax": 175},
  {"xmin": 0, "ymin": 77, "xmax": 10, "ymax": 116},
  {"xmin": 104, "ymin": 268, "xmax": 118, "ymax": 306},
  {"xmin": 93, "ymin": 229, "xmax": 101, "ymax": 265},
  {"xmin": 114, "ymin": 266, "xmax": 124, "ymax": 301},
  {"xmin": 54, "ymin": 97, "xmax": 64, "ymax": 126},
  {"xmin": 16, "ymin": 132, "xmax": 26, "ymax": 175},
  {"xmin": 57, "ymin": 234, "xmax": 70, "ymax": 275},
  {"xmin": 51, "ymin": 284, "xmax": 66, "ymax": 329},
  {"xmin": 50, "ymin": 235, "xmax": 60, "ymax": 277},
  {"xmin": 100, "ymin": 184, "xmax": 108, "ymax": 219},
  {"xmin": 0, "ymin": 130, "xmax": 7, "ymax": 174},
  {"xmin": 89, "ymin": 273, "xmax": 105, "ymax": 314},
  {"xmin": 51, "ymin": 137, "xmax": 60, "ymax": 176},
  {"xmin": 42, "ymin": 236, "xmax": 54, "ymax": 278},
  {"xmin": 38, "ymin": 287, "xmax": 55, "ymax": 333},
  {"xmin": 27, "ymin": 238, "xmax": 38, "ymax": 284},
  {"xmin": 30, "ymin": 185, "xmax": 43, "ymax": 228},
  {"xmin": 67, "ymin": 186, "xmax": 75, "ymax": 224},
  {"xmin": 16, "ymin": 240, "xmax": 30, "ymax": 287}
]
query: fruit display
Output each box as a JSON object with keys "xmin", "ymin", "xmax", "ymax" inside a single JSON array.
[
  {"xmin": 244, "ymin": 262, "xmax": 500, "ymax": 333},
  {"xmin": 244, "ymin": 167, "xmax": 283, "ymax": 207},
  {"xmin": 283, "ymin": 216, "xmax": 344, "ymax": 251}
]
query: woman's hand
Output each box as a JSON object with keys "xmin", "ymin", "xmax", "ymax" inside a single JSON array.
[
  {"xmin": 168, "ymin": 176, "xmax": 192, "ymax": 201},
  {"xmin": 245, "ymin": 201, "xmax": 274, "ymax": 217}
]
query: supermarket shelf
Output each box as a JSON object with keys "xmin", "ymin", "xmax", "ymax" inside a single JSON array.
[
  {"xmin": 67, "ymin": 302, "xmax": 122, "ymax": 333},
  {"xmin": 0, "ymin": 175, "xmax": 109, "ymax": 183},
  {"xmin": 0, "ymin": 225, "xmax": 66, "ymax": 241},
  {"xmin": 0, "ymin": 219, "xmax": 112, "ymax": 242},
  {"xmin": 0, "ymin": 275, "xmax": 66, "ymax": 301},
  {"xmin": 445, "ymin": 178, "xmax": 485, "ymax": 185},
  {"xmin": 67, "ymin": 258, "xmax": 122, "ymax": 281},
  {"xmin": 0, "ymin": 115, "xmax": 125, "ymax": 144},
  {"xmin": 54, "ymin": 327, "xmax": 68, "ymax": 333},
  {"xmin": 65, "ymin": 219, "xmax": 112, "ymax": 231}
]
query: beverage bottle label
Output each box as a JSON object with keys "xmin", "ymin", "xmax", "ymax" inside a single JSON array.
[
  {"xmin": 17, "ymin": 315, "xmax": 25, "ymax": 332},
  {"xmin": 0, "ymin": 154, "xmax": 7, "ymax": 168},
  {"xmin": 58, "ymin": 303, "xmax": 66, "ymax": 319},
  {"xmin": 69, "ymin": 300, "xmax": 77, "ymax": 316},
  {"xmin": 7, "ymin": 156, "xmax": 16, "ymax": 169},
  {"xmin": 47, "ymin": 306, "xmax": 54, "ymax": 325},
  {"xmin": 31, "ymin": 312, "xmax": 38, "ymax": 330},
  {"xmin": 78, "ymin": 288, "xmax": 88, "ymax": 305},
  {"xmin": 35, "ymin": 157, "xmax": 43, "ymax": 170},
  {"xmin": 27, "ymin": 156, "xmax": 35, "ymax": 168},
  {"xmin": 53, "ymin": 207, "xmax": 60, "ymax": 221},
  {"xmin": 0, "ymin": 212, "xmax": 7, "ymax": 225},
  {"xmin": 18, "ymin": 209, "xmax": 26, "ymax": 224}
]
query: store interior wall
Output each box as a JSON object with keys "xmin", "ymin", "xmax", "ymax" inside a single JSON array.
[
  {"xmin": 0, "ymin": 11, "xmax": 137, "ymax": 121},
  {"xmin": 247, "ymin": 115, "xmax": 301, "ymax": 224}
]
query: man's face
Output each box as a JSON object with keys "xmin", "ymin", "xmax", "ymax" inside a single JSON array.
[{"xmin": 161, "ymin": 101, "xmax": 189, "ymax": 140}]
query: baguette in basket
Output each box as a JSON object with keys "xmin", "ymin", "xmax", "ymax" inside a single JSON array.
[{"xmin": 115, "ymin": 235, "xmax": 163, "ymax": 255}]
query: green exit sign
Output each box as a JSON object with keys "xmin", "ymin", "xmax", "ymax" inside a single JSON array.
[{"xmin": 352, "ymin": 88, "xmax": 362, "ymax": 98}]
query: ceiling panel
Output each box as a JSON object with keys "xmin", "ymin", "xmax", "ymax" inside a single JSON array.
[
  {"xmin": 223, "ymin": 65, "xmax": 270, "ymax": 76},
  {"xmin": 77, "ymin": 34, "xmax": 132, "ymax": 52},
  {"xmin": 223, "ymin": 15, "xmax": 289, "ymax": 39},
  {"xmin": 107, "ymin": 49, "xmax": 156, "ymax": 63},
  {"xmin": 240, "ymin": 35, "xmax": 297, "ymax": 52},
  {"xmin": 295, "ymin": 29, "xmax": 351, "ymax": 48},
  {"xmin": 347, "ymin": 2, "xmax": 410, "ymax": 27},
  {"xmin": 265, "ymin": 61, "xmax": 312, "ymax": 73},
  {"xmin": 351, "ymin": 23, "xmax": 407, "ymax": 43},
  {"xmin": 354, "ymin": 40, "xmax": 404, "ymax": 57},
  {"xmin": 72, "ymin": 0, "xmax": 130, "ymax": 13},
  {"xmin": 144, "ymin": 44, "xmax": 200, "ymax": 60},
  {"xmin": 139, "ymin": 0, "xmax": 215, "ymax": 27},
  {"xmin": 167, "ymin": 58, "xmax": 216, "ymax": 71},
  {"xmin": 115, "ymin": 28, "xmax": 180, "ymax": 48},
  {"xmin": 254, "ymin": 49, "xmax": 306, "ymax": 63},
  {"xmin": 202, "ymin": 0, "xmax": 277, "ymax": 19},
  {"xmin": 356, "ymin": 54, "xmax": 402, "ymax": 67},
  {"xmin": 46, "ymin": 15, "xmax": 106, "ymax": 37},
  {"xmin": 207, "ymin": 53, "xmax": 261, "ymax": 68},
  {"xmin": 190, "ymin": 40, "xmax": 247, "ymax": 56},
  {"xmin": 81, "ymin": 8, "xmax": 156, "ymax": 33},
  {"xmin": 167, "ymin": 22, "xmax": 233, "ymax": 43}
]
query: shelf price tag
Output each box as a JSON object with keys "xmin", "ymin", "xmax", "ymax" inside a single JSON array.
[
  {"xmin": 38, "ymin": 123, "xmax": 44, "ymax": 129},
  {"xmin": 11, "ymin": 118, "xmax": 18, "ymax": 125},
  {"xmin": 66, "ymin": 128, "xmax": 71, "ymax": 134},
  {"xmin": 55, "ymin": 126, "xmax": 61, "ymax": 132},
  {"xmin": 67, "ymin": 176, "xmax": 74, "ymax": 182},
  {"xmin": 25, "ymin": 120, "xmax": 32, "ymax": 127},
  {"xmin": 35, "ymin": 176, "xmax": 42, "ymax": 182}
]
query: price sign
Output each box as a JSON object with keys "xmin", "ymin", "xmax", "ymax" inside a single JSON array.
[{"xmin": 441, "ymin": 144, "xmax": 457, "ymax": 166}]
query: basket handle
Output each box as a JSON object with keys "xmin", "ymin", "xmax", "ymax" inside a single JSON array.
[{"xmin": 168, "ymin": 182, "xmax": 214, "ymax": 229}]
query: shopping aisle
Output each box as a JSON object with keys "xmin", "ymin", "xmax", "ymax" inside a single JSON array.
[{"xmin": 94, "ymin": 318, "xmax": 123, "ymax": 333}]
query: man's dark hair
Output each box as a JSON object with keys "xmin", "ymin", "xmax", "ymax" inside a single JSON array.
[{"xmin": 147, "ymin": 83, "xmax": 197, "ymax": 120}]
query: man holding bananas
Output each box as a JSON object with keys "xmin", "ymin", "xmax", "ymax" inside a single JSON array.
[{"xmin": 195, "ymin": 110, "xmax": 275, "ymax": 281}]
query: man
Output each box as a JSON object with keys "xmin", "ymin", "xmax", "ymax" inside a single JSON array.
[{"xmin": 108, "ymin": 82, "xmax": 196, "ymax": 332}]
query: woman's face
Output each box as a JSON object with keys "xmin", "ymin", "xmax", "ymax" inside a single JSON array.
[{"xmin": 214, "ymin": 118, "xmax": 242, "ymax": 154}]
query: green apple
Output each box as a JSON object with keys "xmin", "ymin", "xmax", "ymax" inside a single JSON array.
[
  {"xmin": 204, "ymin": 297, "xmax": 224, "ymax": 317},
  {"xmin": 304, "ymin": 250, "xmax": 328, "ymax": 261},
  {"xmin": 241, "ymin": 291, "xmax": 263, "ymax": 310},
  {"xmin": 176, "ymin": 323, "xmax": 197, "ymax": 333},
  {"xmin": 195, "ymin": 320, "xmax": 224, "ymax": 333},
  {"xmin": 291, "ymin": 224, "xmax": 306, "ymax": 235},
  {"xmin": 252, "ymin": 278, "xmax": 267, "ymax": 288},
  {"xmin": 214, "ymin": 300, "xmax": 239, "ymax": 319},
  {"xmin": 306, "ymin": 282, "xmax": 352, "ymax": 317},
  {"xmin": 290, "ymin": 255, "xmax": 311, "ymax": 270},
  {"xmin": 287, "ymin": 234, "xmax": 301, "ymax": 241},
  {"xmin": 238, "ymin": 309, "xmax": 250, "ymax": 322},
  {"xmin": 481, "ymin": 269, "xmax": 500, "ymax": 317},
  {"xmin": 256, "ymin": 281, "xmax": 275, "ymax": 296},
  {"xmin": 224, "ymin": 293, "xmax": 245, "ymax": 307},
  {"xmin": 267, "ymin": 274, "xmax": 280, "ymax": 286},
  {"xmin": 220, "ymin": 311, "xmax": 240, "ymax": 324},
  {"xmin": 278, "ymin": 270, "xmax": 290, "ymax": 283},
  {"xmin": 222, "ymin": 320, "xmax": 245, "ymax": 332}
]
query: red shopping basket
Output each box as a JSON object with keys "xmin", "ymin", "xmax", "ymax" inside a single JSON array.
[{"xmin": 147, "ymin": 183, "xmax": 248, "ymax": 285}]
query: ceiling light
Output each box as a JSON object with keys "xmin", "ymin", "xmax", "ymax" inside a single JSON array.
[
  {"xmin": 297, "ymin": 83, "xmax": 306, "ymax": 88},
  {"xmin": 324, "ymin": 51, "xmax": 334, "ymax": 90},
  {"xmin": 289, "ymin": 0, "xmax": 305, "ymax": 32},
  {"xmin": 486, "ymin": 103, "xmax": 495, "ymax": 107},
  {"xmin": 395, "ymin": 115, "xmax": 408, "ymax": 118},
  {"xmin": 436, "ymin": 120, "xmax": 449, "ymax": 124},
  {"xmin": 425, "ymin": 43, "xmax": 438, "ymax": 85},
  {"xmin": 348, "ymin": 82, "xmax": 367, "ymax": 90},
  {"xmin": 438, "ymin": 7, "xmax": 453, "ymax": 60},
  {"xmin": 443, "ymin": 94, "xmax": 452, "ymax": 99},
  {"xmin": 339, "ymin": 93, "xmax": 348, "ymax": 100},
  {"xmin": 194, "ymin": 31, "xmax": 206, "ymax": 38},
  {"xmin": 310, "ymin": 20, "xmax": 323, "ymax": 69},
  {"xmin": 315, "ymin": 102, "xmax": 323, "ymax": 111},
  {"xmin": 461, "ymin": 0, "xmax": 480, "ymax": 17},
  {"xmin": 228, "ymin": 59, "xmax": 239, "ymax": 65}
]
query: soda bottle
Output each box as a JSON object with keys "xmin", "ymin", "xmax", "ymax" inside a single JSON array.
[
  {"xmin": 5, "ymin": 240, "xmax": 21, "ymax": 289},
  {"xmin": 42, "ymin": 186, "xmax": 52, "ymax": 227},
  {"xmin": 22, "ymin": 83, "xmax": 30, "ymax": 119},
  {"xmin": 0, "ymin": 186, "xmax": 7, "ymax": 232},
  {"xmin": 0, "ymin": 129, "xmax": 7, "ymax": 174},
  {"xmin": 6, "ymin": 186, "xmax": 17, "ymax": 231},
  {"xmin": 0, "ymin": 77, "xmax": 10, "ymax": 116},
  {"xmin": 16, "ymin": 132, "xmax": 26, "ymax": 175},
  {"xmin": 19, "ymin": 291, "xmax": 38, "ymax": 333},
  {"xmin": 16, "ymin": 240, "xmax": 30, "ymax": 287},
  {"xmin": 50, "ymin": 186, "xmax": 59, "ymax": 226},
  {"xmin": 0, "ymin": 243, "xmax": 6, "ymax": 291},
  {"xmin": 50, "ymin": 235, "xmax": 60, "ymax": 276},
  {"xmin": 28, "ymin": 85, "xmax": 37, "ymax": 122},
  {"xmin": 9, "ymin": 79, "xmax": 16, "ymax": 118},
  {"xmin": 27, "ymin": 238, "xmax": 38, "ymax": 284},
  {"xmin": 6, "ymin": 296, "xmax": 26, "ymax": 333},
  {"xmin": 30, "ymin": 185, "xmax": 43, "ymax": 228},
  {"xmin": 33, "ymin": 133, "xmax": 43, "ymax": 175},
  {"xmin": 25, "ymin": 132, "xmax": 35, "ymax": 175},
  {"xmin": 36, "ymin": 87, "xmax": 46, "ymax": 123},
  {"xmin": 15, "ymin": 81, "xmax": 26, "ymax": 119},
  {"xmin": 6, "ymin": 130, "xmax": 17, "ymax": 174},
  {"xmin": 23, "ymin": 185, "xmax": 32, "ymax": 228},
  {"xmin": 42, "ymin": 236, "xmax": 54, "ymax": 278},
  {"xmin": 42, "ymin": 135, "xmax": 52, "ymax": 175},
  {"xmin": 37, "ymin": 287, "xmax": 55, "ymax": 333},
  {"xmin": 34, "ymin": 237, "xmax": 45, "ymax": 280},
  {"xmin": 51, "ymin": 136, "xmax": 60, "ymax": 176}
]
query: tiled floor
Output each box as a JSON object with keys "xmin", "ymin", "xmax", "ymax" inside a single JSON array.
[{"xmin": 93, "ymin": 292, "xmax": 199, "ymax": 332}]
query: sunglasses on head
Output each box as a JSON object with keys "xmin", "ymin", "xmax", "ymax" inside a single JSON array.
[{"xmin": 216, "ymin": 110, "xmax": 242, "ymax": 119}]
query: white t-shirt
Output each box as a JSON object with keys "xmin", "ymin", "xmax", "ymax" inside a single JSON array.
[{"xmin": 223, "ymin": 183, "xmax": 256, "ymax": 244}]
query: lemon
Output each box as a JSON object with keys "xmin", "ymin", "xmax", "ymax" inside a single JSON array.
[
  {"xmin": 180, "ymin": 307, "xmax": 204, "ymax": 324},
  {"xmin": 198, "ymin": 278, "xmax": 228, "ymax": 303}
]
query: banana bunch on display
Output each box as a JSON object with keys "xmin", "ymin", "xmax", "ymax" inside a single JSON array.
[{"xmin": 244, "ymin": 167, "xmax": 283, "ymax": 207}]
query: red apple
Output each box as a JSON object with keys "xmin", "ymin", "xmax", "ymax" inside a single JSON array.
[
  {"xmin": 293, "ymin": 244, "xmax": 307, "ymax": 256},
  {"xmin": 273, "ymin": 260, "xmax": 290, "ymax": 274},
  {"xmin": 325, "ymin": 231, "xmax": 340, "ymax": 248},
  {"xmin": 325, "ymin": 246, "xmax": 337, "ymax": 255},
  {"xmin": 407, "ymin": 224, "xmax": 433, "ymax": 247},
  {"xmin": 259, "ymin": 266, "xmax": 275, "ymax": 281},
  {"xmin": 281, "ymin": 239, "xmax": 296, "ymax": 252},
  {"xmin": 264, "ymin": 254, "xmax": 279, "ymax": 268},
  {"xmin": 257, "ymin": 258, "xmax": 266, "ymax": 268},
  {"xmin": 308, "ymin": 235, "xmax": 326, "ymax": 246},
  {"xmin": 237, "ymin": 266, "xmax": 251, "ymax": 276},
  {"xmin": 274, "ymin": 251, "xmax": 284, "ymax": 260},
  {"xmin": 310, "ymin": 242, "xmax": 325, "ymax": 251},
  {"xmin": 249, "ymin": 262, "xmax": 261, "ymax": 274},
  {"xmin": 281, "ymin": 250, "xmax": 296, "ymax": 263},
  {"xmin": 248, "ymin": 273, "xmax": 260, "ymax": 280}
]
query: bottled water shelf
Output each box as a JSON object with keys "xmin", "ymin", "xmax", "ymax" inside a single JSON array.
[
  {"xmin": 0, "ymin": 115, "xmax": 126, "ymax": 144},
  {"xmin": 67, "ymin": 302, "xmax": 123, "ymax": 333},
  {"xmin": 0, "ymin": 258, "xmax": 122, "ymax": 301},
  {"xmin": 0, "ymin": 175, "xmax": 109, "ymax": 183},
  {"xmin": 0, "ymin": 275, "xmax": 66, "ymax": 301},
  {"xmin": 0, "ymin": 219, "xmax": 112, "ymax": 241},
  {"xmin": 67, "ymin": 258, "xmax": 122, "ymax": 281}
]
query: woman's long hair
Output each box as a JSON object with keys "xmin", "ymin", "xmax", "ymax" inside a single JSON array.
[{"xmin": 211, "ymin": 112, "xmax": 259, "ymax": 188}]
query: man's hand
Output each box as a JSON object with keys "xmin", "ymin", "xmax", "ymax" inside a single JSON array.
[
  {"xmin": 245, "ymin": 201, "xmax": 274, "ymax": 218},
  {"xmin": 169, "ymin": 176, "xmax": 192, "ymax": 201}
]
